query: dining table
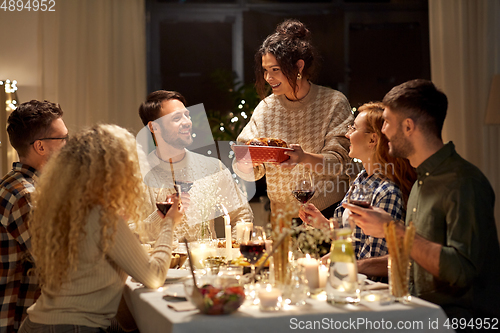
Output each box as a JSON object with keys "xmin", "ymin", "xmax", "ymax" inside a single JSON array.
[{"xmin": 123, "ymin": 274, "xmax": 454, "ymax": 333}]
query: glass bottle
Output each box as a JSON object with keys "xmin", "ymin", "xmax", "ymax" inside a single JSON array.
[{"xmin": 326, "ymin": 228, "xmax": 360, "ymax": 304}]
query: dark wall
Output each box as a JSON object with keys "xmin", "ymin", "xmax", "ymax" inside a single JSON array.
[
  {"xmin": 148, "ymin": 0, "xmax": 430, "ymax": 112},
  {"xmin": 158, "ymin": 21, "xmax": 233, "ymax": 110}
]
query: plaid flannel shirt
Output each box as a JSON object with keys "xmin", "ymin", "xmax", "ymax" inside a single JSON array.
[
  {"xmin": 1, "ymin": 163, "xmax": 40, "ymax": 333},
  {"xmin": 334, "ymin": 170, "xmax": 404, "ymax": 260}
]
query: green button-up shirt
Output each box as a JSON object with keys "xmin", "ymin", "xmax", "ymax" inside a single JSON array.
[{"xmin": 406, "ymin": 142, "xmax": 500, "ymax": 318}]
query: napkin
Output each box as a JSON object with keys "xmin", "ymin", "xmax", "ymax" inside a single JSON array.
[
  {"xmin": 364, "ymin": 282, "xmax": 389, "ymax": 291},
  {"xmin": 167, "ymin": 301, "xmax": 197, "ymax": 312}
]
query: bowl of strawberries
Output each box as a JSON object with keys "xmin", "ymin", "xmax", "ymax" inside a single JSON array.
[{"xmin": 184, "ymin": 278, "xmax": 245, "ymax": 315}]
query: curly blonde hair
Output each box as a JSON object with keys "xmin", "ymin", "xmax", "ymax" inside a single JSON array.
[{"xmin": 30, "ymin": 124, "xmax": 149, "ymax": 291}]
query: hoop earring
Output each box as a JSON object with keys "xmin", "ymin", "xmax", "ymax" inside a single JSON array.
[{"xmin": 297, "ymin": 72, "xmax": 302, "ymax": 80}]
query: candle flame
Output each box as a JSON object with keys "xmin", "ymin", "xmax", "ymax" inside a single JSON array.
[{"xmin": 220, "ymin": 204, "xmax": 230, "ymax": 225}]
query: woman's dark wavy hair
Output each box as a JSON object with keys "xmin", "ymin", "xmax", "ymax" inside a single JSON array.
[{"xmin": 254, "ymin": 19, "xmax": 317, "ymax": 100}]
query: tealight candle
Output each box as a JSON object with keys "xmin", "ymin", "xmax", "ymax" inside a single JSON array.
[
  {"xmin": 190, "ymin": 242, "xmax": 215, "ymax": 269},
  {"xmin": 297, "ymin": 254, "xmax": 320, "ymax": 290},
  {"xmin": 258, "ymin": 285, "xmax": 281, "ymax": 311}
]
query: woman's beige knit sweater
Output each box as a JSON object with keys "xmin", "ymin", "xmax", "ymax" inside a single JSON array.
[{"xmin": 235, "ymin": 83, "xmax": 353, "ymax": 214}]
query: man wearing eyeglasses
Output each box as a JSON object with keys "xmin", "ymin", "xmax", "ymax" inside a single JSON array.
[{"xmin": 1, "ymin": 100, "xmax": 67, "ymax": 332}]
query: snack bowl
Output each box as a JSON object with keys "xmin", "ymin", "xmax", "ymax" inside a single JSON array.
[
  {"xmin": 174, "ymin": 253, "xmax": 188, "ymax": 268},
  {"xmin": 169, "ymin": 253, "xmax": 188, "ymax": 268},
  {"xmin": 169, "ymin": 255, "xmax": 180, "ymax": 269},
  {"xmin": 184, "ymin": 277, "xmax": 245, "ymax": 315}
]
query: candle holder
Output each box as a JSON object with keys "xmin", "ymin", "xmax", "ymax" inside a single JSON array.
[
  {"xmin": 258, "ymin": 284, "xmax": 282, "ymax": 312},
  {"xmin": 281, "ymin": 261, "xmax": 309, "ymax": 306}
]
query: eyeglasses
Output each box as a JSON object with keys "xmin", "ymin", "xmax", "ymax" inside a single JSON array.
[
  {"xmin": 347, "ymin": 125, "xmax": 371, "ymax": 134},
  {"xmin": 30, "ymin": 135, "xmax": 69, "ymax": 145}
]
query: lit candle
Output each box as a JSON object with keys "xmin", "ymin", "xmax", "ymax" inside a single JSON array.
[
  {"xmin": 258, "ymin": 284, "xmax": 281, "ymax": 311},
  {"xmin": 223, "ymin": 207, "xmax": 232, "ymax": 260},
  {"xmin": 298, "ymin": 254, "xmax": 320, "ymax": 290},
  {"xmin": 190, "ymin": 243, "xmax": 215, "ymax": 269},
  {"xmin": 319, "ymin": 264, "xmax": 328, "ymax": 288}
]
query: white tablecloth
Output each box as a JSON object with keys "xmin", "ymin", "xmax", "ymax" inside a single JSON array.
[{"xmin": 123, "ymin": 277, "xmax": 453, "ymax": 333}]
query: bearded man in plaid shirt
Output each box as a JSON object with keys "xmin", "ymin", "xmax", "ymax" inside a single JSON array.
[{"xmin": 0, "ymin": 100, "xmax": 68, "ymax": 333}]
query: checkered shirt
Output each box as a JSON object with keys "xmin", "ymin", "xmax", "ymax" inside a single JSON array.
[
  {"xmin": 334, "ymin": 170, "xmax": 404, "ymax": 260},
  {"xmin": 1, "ymin": 163, "xmax": 40, "ymax": 333}
]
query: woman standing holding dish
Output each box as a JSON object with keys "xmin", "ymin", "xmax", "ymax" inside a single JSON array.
[{"xmin": 234, "ymin": 19, "xmax": 353, "ymax": 217}]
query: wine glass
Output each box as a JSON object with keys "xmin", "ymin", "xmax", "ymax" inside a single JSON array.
[
  {"xmin": 175, "ymin": 180, "xmax": 193, "ymax": 193},
  {"xmin": 240, "ymin": 226, "xmax": 266, "ymax": 276},
  {"xmin": 292, "ymin": 170, "xmax": 315, "ymax": 206},
  {"xmin": 346, "ymin": 183, "xmax": 373, "ymax": 240},
  {"xmin": 347, "ymin": 183, "xmax": 373, "ymax": 208},
  {"xmin": 175, "ymin": 169, "xmax": 193, "ymax": 193},
  {"xmin": 155, "ymin": 188, "xmax": 174, "ymax": 215}
]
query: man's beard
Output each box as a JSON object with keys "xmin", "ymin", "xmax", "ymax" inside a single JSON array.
[
  {"xmin": 388, "ymin": 127, "xmax": 414, "ymax": 159},
  {"xmin": 160, "ymin": 129, "xmax": 193, "ymax": 150}
]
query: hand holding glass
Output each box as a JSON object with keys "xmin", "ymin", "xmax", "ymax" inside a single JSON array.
[
  {"xmin": 347, "ymin": 183, "xmax": 373, "ymax": 208},
  {"xmin": 156, "ymin": 188, "xmax": 175, "ymax": 215}
]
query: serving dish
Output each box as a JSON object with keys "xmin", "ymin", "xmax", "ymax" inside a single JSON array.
[{"xmin": 231, "ymin": 145, "xmax": 292, "ymax": 164}]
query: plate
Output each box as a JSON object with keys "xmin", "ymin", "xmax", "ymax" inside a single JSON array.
[
  {"xmin": 165, "ymin": 269, "xmax": 190, "ymax": 282},
  {"xmin": 231, "ymin": 145, "xmax": 292, "ymax": 163},
  {"xmin": 163, "ymin": 284, "xmax": 186, "ymax": 298}
]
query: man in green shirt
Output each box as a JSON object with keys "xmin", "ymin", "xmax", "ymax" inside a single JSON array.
[{"xmin": 346, "ymin": 79, "xmax": 500, "ymax": 320}]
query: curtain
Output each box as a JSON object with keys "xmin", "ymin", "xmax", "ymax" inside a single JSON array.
[
  {"xmin": 429, "ymin": 0, "xmax": 500, "ymax": 240},
  {"xmin": 38, "ymin": 0, "xmax": 147, "ymax": 134}
]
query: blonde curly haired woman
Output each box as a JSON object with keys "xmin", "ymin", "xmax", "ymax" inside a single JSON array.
[{"xmin": 20, "ymin": 124, "xmax": 183, "ymax": 332}]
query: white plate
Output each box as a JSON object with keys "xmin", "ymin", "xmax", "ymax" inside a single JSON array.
[
  {"xmin": 163, "ymin": 284, "xmax": 186, "ymax": 298},
  {"xmin": 165, "ymin": 269, "xmax": 190, "ymax": 282}
]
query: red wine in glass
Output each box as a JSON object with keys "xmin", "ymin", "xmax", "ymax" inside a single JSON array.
[
  {"xmin": 293, "ymin": 171, "xmax": 315, "ymax": 206},
  {"xmin": 349, "ymin": 200, "xmax": 371, "ymax": 208},
  {"xmin": 156, "ymin": 202, "xmax": 172, "ymax": 215},
  {"xmin": 156, "ymin": 188, "xmax": 176, "ymax": 215},
  {"xmin": 240, "ymin": 241, "xmax": 265, "ymax": 264},
  {"xmin": 292, "ymin": 190, "xmax": 316, "ymax": 204},
  {"xmin": 347, "ymin": 184, "xmax": 373, "ymax": 209}
]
